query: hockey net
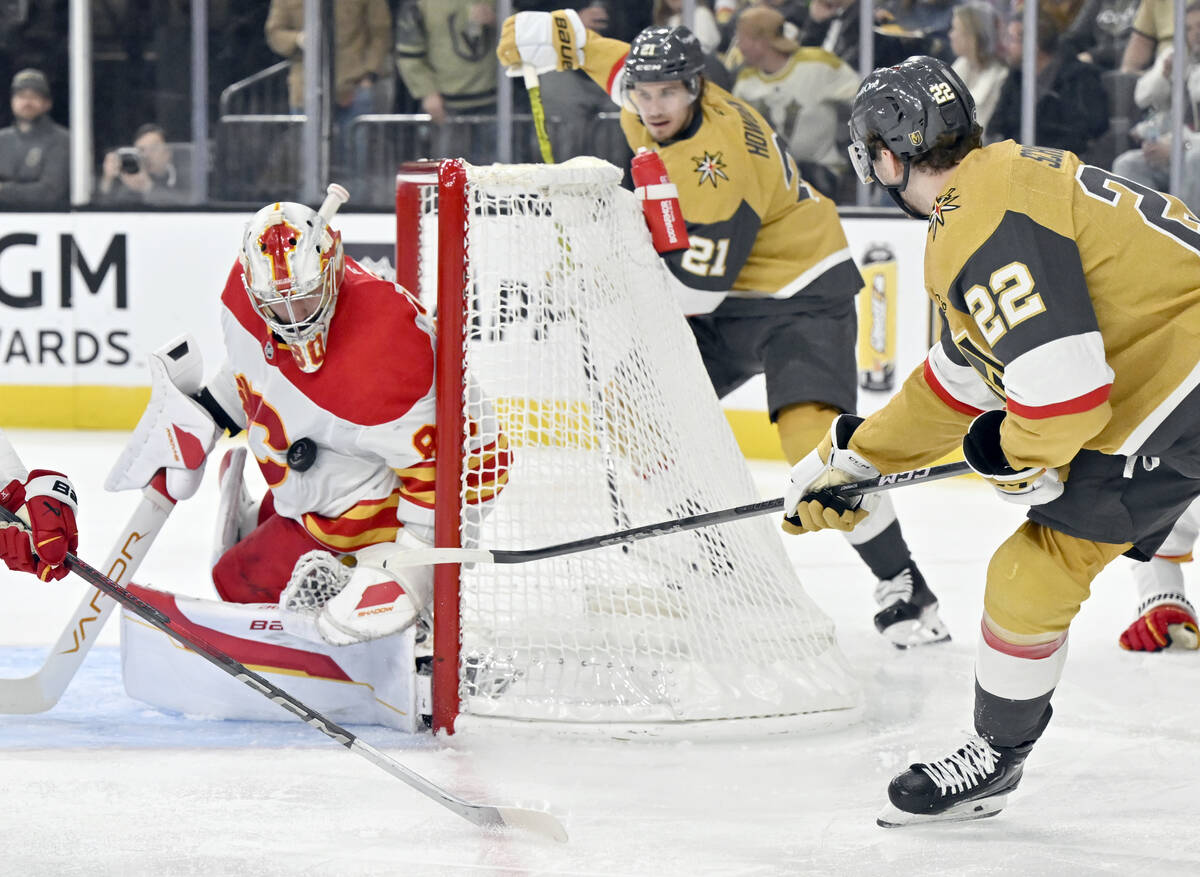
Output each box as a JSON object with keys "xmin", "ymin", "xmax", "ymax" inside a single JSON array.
[{"xmin": 395, "ymin": 158, "xmax": 860, "ymax": 736}]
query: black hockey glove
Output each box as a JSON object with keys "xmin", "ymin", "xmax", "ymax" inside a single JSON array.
[{"xmin": 962, "ymin": 410, "xmax": 1063, "ymax": 506}]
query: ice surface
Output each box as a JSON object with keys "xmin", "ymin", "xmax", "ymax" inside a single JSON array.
[{"xmin": 1, "ymin": 430, "xmax": 1197, "ymax": 876}]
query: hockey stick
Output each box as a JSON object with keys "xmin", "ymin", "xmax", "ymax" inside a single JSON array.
[
  {"xmin": 523, "ymin": 65, "xmax": 555, "ymax": 163},
  {"xmin": 0, "ymin": 476, "xmax": 175, "ymax": 714},
  {"xmin": 0, "ymin": 504, "xmax": 567, "ymax": 842},
  {"xmin": 388, "ymin": 461, "xmax": 972, "ymax": 567}
]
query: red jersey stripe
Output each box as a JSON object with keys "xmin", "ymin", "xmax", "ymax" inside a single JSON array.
[
  {"xmin": 1006, "ymin": 383, "xmax": 1111, "ymax": 420},
  {"xmin": 923, "ymin": 359, "xmax": 986, "ymax": 417},
  {"xmin": 606, "ymin": 52, "xmax": 629, "ymax": 96}
]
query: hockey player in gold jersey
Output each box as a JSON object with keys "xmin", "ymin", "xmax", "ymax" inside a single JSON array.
[
  {"xmin": 783, "ymin": 55, "xmax": 1200, "ymax": 825},
  {"xmin": 499, "ymin": 13, "xmax": 949, "ymax": 647}
]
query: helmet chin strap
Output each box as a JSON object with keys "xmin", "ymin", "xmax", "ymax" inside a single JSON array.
[{"xmin": 882, "ymin": 159, "xmax": 930, "ymax": 220}]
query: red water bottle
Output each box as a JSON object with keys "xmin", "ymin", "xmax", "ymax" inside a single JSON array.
[{"xmin": 631, "ymin": 148, "xmax": 690, "ymax": 254}]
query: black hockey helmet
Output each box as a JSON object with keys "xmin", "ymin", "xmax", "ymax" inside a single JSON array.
[
  {"xmin": 624, "ymin": 26, "xmax": 705, "ymax": 84},
  {"xmin": 847, "ymin": 55, "xmax": 976, "ymax": 218},
  {"xmin": 847, "ymin": 55, "xmax": 976, "ymax": 183},
  {"xmin": 621, "ymin": 25, "xmax": 706, "ymax": 113}
]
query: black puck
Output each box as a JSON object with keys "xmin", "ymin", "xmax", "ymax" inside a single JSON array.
[{"xmin": 287, "ymin": 437, "xmax": 318, "ymax": 472}]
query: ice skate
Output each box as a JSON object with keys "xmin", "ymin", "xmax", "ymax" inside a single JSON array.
[
  {"xmin": 873, "ymin": 564, "xmax": 951, "ymax": 648},
  {"xmin": 877, "ymin": 734, "xmax": 1033, "ymax": 827}
]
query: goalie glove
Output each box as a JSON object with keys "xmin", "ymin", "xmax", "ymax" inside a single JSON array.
[
  {"xmin": 279, "ymin": 529, "xmax": 434, "ymax": 647},
  {"xmin": 782, "ymin": 415, "xmax": 880, "ymax": 534},
  {"xmin": 496, "ymin": 9, "xmax": 587, "ymax": 75},
  {"xmin": 963, "ymin": 409, "xmax": 1064, "ymax": 506},
  {"xmin": 1118, "ymin": 594, "xmax": 1200, "ymax": 652},
  {"xmin": 0, "ymin": 469, "xmax": 79, "ymax": 581},
  {"xmin": 105, "ymin": 336, "xmax": 225, "ymax": 502}
]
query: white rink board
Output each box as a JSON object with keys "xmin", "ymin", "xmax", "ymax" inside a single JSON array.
[{"xmin": 0, "ymin": 210, "xmax": 926, "ymax": 412}]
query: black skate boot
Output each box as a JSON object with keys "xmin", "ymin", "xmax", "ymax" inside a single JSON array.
[
  {"xmin": 873, "ymin": 564, "xmax": 951, "ymax": 648},
  {"xmin": 877, "ymin": 734, "xmax": 1034, "ymax": 827}
]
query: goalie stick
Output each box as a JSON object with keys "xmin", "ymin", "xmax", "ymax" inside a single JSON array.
[
  {"xmin": 0, "ymin": 504, "xmax": 567, "ymax": 842},
  {"xmin": 0, "ymin": 333, "xmax": 225, "ymax": 714},
  {"xmin": 0, "ymin": 475, "xmax": 175, "ymax": 714},
  {"xmin": 390, "ymin": 461, "xmax": 973, "ymax": 567}
]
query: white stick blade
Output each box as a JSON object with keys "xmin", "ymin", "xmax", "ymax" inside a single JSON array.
[{"xmin": 492, "ymin": 805, "xmax": 569, "ymax": 842}]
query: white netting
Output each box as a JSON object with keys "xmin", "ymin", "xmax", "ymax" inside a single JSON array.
[{"xmin": 403, "ymin": 157, "xmax": 860, "ymax": 732}]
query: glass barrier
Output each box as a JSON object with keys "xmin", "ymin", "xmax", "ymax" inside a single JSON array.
[{"xmin": 0, "ymin": 2, "xmax": 1190, "ymax": 212}]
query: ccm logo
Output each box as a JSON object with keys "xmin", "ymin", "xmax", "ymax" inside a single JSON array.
[
  {"xmin": 250, "ymin": 619, "xmax": 284, "ymax": 631},
  {"xmin": 553, "ymin": 14, "xmax": 576, "ymax": 69},
  {"xmin": 877, "ymin": 468, "xmax": 931, "ymax": 485}
]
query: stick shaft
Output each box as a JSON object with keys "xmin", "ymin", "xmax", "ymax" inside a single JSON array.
[
  {"xmin": 523, "ymin": 65, "xmax": 554, "ymax": 163},
  {"xmin": 490, "ymin": 461, "xmax": 969, "ymax": 562},
  {"xmin": 390, "ymin": 461, "xmax": 972, "ymax": 568}
]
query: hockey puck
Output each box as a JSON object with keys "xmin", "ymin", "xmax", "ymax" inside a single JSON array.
[{"xmin": 287, "ymin": 437, "xmax": 318, "ymax": 472}]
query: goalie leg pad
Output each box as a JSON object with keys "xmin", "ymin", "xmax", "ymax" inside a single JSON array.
[
  {"xmin": 120, "ymin": 583, "xmax": 421, "ymax": 732},
  {"xmin": 211, "ymin": 447, "xmax": 260, "ymax": 567}
]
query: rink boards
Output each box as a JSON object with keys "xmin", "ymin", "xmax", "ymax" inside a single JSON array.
[{"xmin": 0, "ymin": 210, "xmax": 929, "ymax": 455}]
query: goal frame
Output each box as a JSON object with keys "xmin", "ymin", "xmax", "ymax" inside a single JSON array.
[{"xmin": 396, "ymin": 159, "xmax": 862, "ymax": 738}]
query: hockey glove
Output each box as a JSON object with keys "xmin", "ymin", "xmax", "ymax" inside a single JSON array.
[
  {"xmin": 782, "ymin": 415, "xmax": 880, "ymax": 534},
  {"xmin": 0, "ymin": 469, "xmax": 79, "ymax": 581},
  {"xmin": 280, "ymin": 529, "xmax": 434, "ymax": 646},
  {"xmin": 1118, "ymin": 595, "xmax": 1200, "ymax": 651},
  {"xmin": 496, "ymin": 9, "xmax": 587, "ymax": 75},
  {"xmin": 105, "ymin": 338, "xmax": 223, "ymax": 502},
  {"xmin": 963, "ymin": 410, "xmax": 1064, "ymax": 506}
]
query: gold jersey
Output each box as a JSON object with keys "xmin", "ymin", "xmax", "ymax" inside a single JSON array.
[
  {"xmin": 580, "ymin": 34, "xmax": 861, "ymax": 305},
  {"xmin": 851, "ymin": 141, "xmax": 1200, "ymax": 474}
]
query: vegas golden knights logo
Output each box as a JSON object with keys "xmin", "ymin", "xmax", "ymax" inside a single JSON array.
[{"xmin": 857, "ymin": 243, "xmax": 897, "ymax": 391}]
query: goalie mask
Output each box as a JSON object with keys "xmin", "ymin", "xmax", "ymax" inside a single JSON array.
[
  {"xmin": 620, "ymin": 26, "xmax": 706, "ymax": 115},
  {"xmin": 239, "ymin": 197, "xmax": 346, "ymax": 373},
  {"xmin": 848, "ymin": 55, "xmax": 976, "ymax": 218}
]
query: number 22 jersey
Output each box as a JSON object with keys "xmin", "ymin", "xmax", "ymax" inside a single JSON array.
[{"xmin": 851, "ymin": 141, "xmax": 1200, "ymax": 476}]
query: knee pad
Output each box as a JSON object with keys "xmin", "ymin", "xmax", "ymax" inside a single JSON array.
[{"xmin": 984, "ymin": 521, "xmax": 1129, "ymax": 638}]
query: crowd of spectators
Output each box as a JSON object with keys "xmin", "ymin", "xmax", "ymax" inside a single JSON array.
[{"xmin": 2, "ymin": 0, "xmax": 1199, "ymax": 212}]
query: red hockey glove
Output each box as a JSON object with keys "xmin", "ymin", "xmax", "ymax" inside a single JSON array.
[
  {"xmin": 0, "ymin": 469, "xmax": 79, "ymax": 581},
  {"xmin": 1118, "ymin": 596, "xmax": 1200, "ymax": 651},
  {"xmin": 963, "ymin": 410, "xmax": 1064, "ymax": 505}
]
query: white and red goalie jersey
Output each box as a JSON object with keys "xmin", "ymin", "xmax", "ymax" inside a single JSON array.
[{"xmin": 216, "ymin": 256, "xmax": 509, "ymax": 553}]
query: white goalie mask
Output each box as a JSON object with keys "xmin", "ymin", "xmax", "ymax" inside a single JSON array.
[{"xmin": 239, "ymin": 193, "xmax": 346, "ymax": 373}]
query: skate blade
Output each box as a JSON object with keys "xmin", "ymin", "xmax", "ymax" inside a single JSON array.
[
  {"xmin": 876, "ymin": 794, "xmax": 1007, "ymax": 828},
  {"xmin": 883, "ymin": 607, "xmax": 952, "ymax": 650}
]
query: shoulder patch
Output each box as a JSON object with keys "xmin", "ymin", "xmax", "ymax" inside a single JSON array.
[
  {"xmin": 929, "ymin": 188, "xmax": 962, "ymax": 239},
  {"xmin": 692, "ymin": 151, "xmax": 730, "ymax": 188}
]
